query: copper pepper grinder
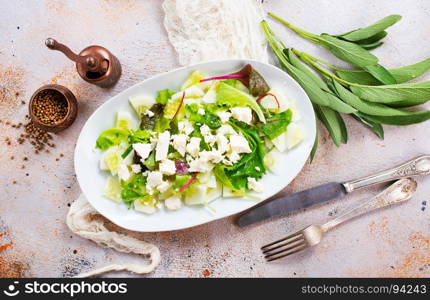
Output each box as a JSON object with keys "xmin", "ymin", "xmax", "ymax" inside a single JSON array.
[{"xmin": 45, "ymin": 38, "xmax": 121, "ymax": 88}]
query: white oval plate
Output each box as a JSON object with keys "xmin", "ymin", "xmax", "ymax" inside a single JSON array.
[{"xmin": 74, "ymin": 59, "xmax": 316, "ymax": 232}]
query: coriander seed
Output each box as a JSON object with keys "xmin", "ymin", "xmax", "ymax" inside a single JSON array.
[{"xmin": 32, "ymin": 90, "xmax": 68, "ymax": 125}]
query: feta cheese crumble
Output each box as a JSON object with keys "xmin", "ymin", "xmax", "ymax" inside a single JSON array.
[
  {"xmin": 186, "ymin": 137, "xmax": 201, "ymax": 157},
  {"xmin": 200, "ymin": 150, "xmax": 223, "ymax": 164},
  {"xmin": 229, "ymin": 135, "xmax": 252, "ymax": 153},
  {"xmin": 178, "ymin": 120, "xmax": 194, "ymax": 135},
  {"xmin": 171, "ymin": 134, "xmax": 187, "ymax": 156},
  {"xmin": 215, "ymin": 133, "xmax": 229, "ymax": 154},
  {"xmin": 156, "ymin": 131, "xmax": 170, "ymax": 161},
  {"xmin": 247, "ymin": 177, "xmax": 263, "ymax": 193},
  {"xmin": 157, "ymin": 181, "xmax": 171, "ymax": 193},
  {"xmin": 159, "ymin": 159, "xmax": 176, "ymax": 175},
  {"xmin": 131, "ymin": 164, "xmax": 142, "ymax": 174},
  {"xmin": 165, "ymin": 195, "xmax": 182, "ymax": 210},
  {"xmin": 188, "ymin": 157, "xmax": 213, "ymax": 172},
  {"xmin": 146, "ymin": 171, "xmax": 163, "ymax": 188},
  {"xmin": 226, "ymin": 151, "xmax": 241, "ymax": 164},
  {"xmin": 231, "ymin": 107, "xmax": 253, "ymax": 124},
  {"xmin": 216, "ymin": 111, "xmax": 231, "ymax": 123},
  {"xmin": 204, "ymin": 134, "xmax": 216, "ymax": 146},
  {"xmin": 217, "ymin": 124, "xmax": 236, "ymax": 136},
  {"xmin": 146, "ymin": 171, "xmax": 163, "ymax": 195},
  {"xmin": 118, "ymin": 164, "xmax": 131, "ymax": 181},
  {"xmin": 200, "ymin": 124, "xmax": 211, "ymax": 136},
  {"xmin": 133, "ymin": 143, "xmax": 153, "ymax": 161}
]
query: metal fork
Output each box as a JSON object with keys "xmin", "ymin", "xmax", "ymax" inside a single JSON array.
[{"xmin": 261, "ymin": 178, "xmax": 417, "ymax": 262}]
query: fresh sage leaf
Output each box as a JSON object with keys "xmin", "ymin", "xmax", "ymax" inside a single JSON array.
[
  {"xmin": 350, "ymin": 81, "xmax": 430, "ymax": 106},
  {"xmin": 360, "ymin": 41, "xmax": 384, "ymax": 50},
  {"xmin": 356, "ymin": 31, "xmax": 388, "ymax": 45},
  {"xmin": 262, "ymin": 23, "xmax": 332, "ymax": 109},
  {"xmin": 319, "ymin": 34, "xmax": 379, "ymax": 67},
  {"xmin": 319, "ymin": 34, "xmax": 395, "ymax": 84},
  {"xmin": 359, "ymin": 110, "xmax": 430, "ymax": 125},
  {"xmin": 285, "ymin": 49, "xmax": 356, "ymax": 113},
  {"xmin": 270, "ymin": 14, "xmax": 396, "ymax": 85},
  {"xmin": 353, "ymin": 113, "xmax": 385, "ymax": 139},
  {"xmin": 282, "ymin": 62, "xmax": 332, "ymax": 106},
  {"xmin": 259, "ymin": 25, "xmax": 331, "ymax": 108},
  {"xmin": 322, "ymin": 90, "xmax": 357, "ymax": 114},
  {"xmin": 314, "ymin": 104, "xmax": 347, "ymax": 146},
  {"xmin": 362, "ymin": 64, "xmax": 397, "ymax": 85},
  {"xmin": 336, "ymin": 57, "xmax": 430, "ymax": 85},
  {"xmin": 338, "ymin": 15, "xmax": 401, "ymax": 42},
  {"xmin": 284, "ymin": 49, "xmax": 327, "ymax": 90},
  {"xmin": 332, "ymin": 80, "xmax": 418, "ymax": 116},
  {"xmin": 310, "ymin": 117, "xmax": 319, "ymax": 163}
]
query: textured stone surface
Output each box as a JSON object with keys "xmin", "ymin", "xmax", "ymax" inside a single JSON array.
[{"xmin": 0, "ymin": 0, "xmax": 429, "ymax": 277}]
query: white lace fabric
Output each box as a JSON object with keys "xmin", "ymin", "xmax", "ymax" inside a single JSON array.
[
  {"xmin": 67, "ymin": 195, "xmax": 161, "ymax": 277},
  {"xmin": 162, "ymin": 0, "xmax": 268, "ymax": 65}
]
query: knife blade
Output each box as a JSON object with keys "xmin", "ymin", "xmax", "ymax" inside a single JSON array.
[{"xmin": 237, "ymin": 182, "xmax": 347, "ymax": 227}]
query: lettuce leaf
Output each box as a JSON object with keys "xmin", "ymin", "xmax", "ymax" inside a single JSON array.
[
  {"xmin": 156, "ymin": 89, "xmax": 174, "ymax": 105},
  {"xmin": 216, "ymin": 82, "xmax": 266, "ymax": 123},
  {"xmin": 143, "ymin": 151, "xmax": 156, "ymax": 170},
  {"xmin": 96, "ymin": 128, "xmax": 129, "ymax": 150},
  {"xmin": 174, "ymin": 174, "xmax": 193, "ymax": 189},
  {"xmin": 120, "ymin": 173, "xmax": 147, "ymax": 203},
  {"xmin": 214, "ymin": 120, "xmax": 266, "ymax": 191},
  {"xmin": 256, "ymin": 109, "xmax": 292, "ymax": 139},
  {"xmin": 185, "ymin": 103, "xmax": 221, "ymax": 129},
  {"xmin": 128, "ymin": 129, "xmax": 152, "ymax": 144}
]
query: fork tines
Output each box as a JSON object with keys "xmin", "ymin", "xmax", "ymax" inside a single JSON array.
[{"xmin": 261, "ymin": 232, "xmax": 308, "ymax": 262}]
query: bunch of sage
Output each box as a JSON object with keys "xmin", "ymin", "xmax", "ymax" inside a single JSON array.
[
  {"xmin": 261, "ymin": 16, "xmax": 430, "ymax": 160},
  {"xmin": 268, "ymin": 13, "xmax": 403, "ymax": 85}
]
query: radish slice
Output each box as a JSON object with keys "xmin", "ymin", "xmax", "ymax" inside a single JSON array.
[
  {"xmin": 179, "ymin": 172, "xmax": 199, "ymax": 192},
  {"xmin": 256, "ymin": 93, "xmax": 280, "ymax": 109}
]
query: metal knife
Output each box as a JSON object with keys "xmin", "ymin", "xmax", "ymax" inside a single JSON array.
[{"xmin": 237, "ymin": 155, "xmax": 430, "ymax": 227}]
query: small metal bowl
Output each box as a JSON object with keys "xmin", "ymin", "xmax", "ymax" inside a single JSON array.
[{"xmin": 29, "ymin": 84, "xmax": 78, "ymax": 133}]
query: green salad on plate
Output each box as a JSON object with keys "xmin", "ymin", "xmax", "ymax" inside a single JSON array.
[{"xmin": 96, "ymin": 64, "xmax": 304, "ymax": 214}]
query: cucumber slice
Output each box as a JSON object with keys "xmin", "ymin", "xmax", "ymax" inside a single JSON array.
[
  {"xmin": 134, "ymin": 196, "xmax": 157, "ymax": 214},
  {"xmin": 185, "ymin": 182, "xmax": 222, "ymax": 205},
  {"xmin": 258, "ymin": 88, "xmax": 290, "ymax": 113},
  {"xmin": 264, "ymin": 148, "xmax": 282, "ymax": 174},
  {"xmin": 271, "ymin": 131, "xmax": 288, "ymax": 152},
  {"xmin": 116, "ymin": 111, "xmax": 135, "ymax": 130},
  {"xmin": 184, "ymin": 183, "xmax": 207, "ymax": 205},
  {"xmin": 100, "ymin": 143, "xmax": 131, "ymax": 174},
  {"xmin": 180, "ymin": 70, "xmax": 208, "ymax": 90},
  {"xmin": 205, "ymin": 182, "xmax": 222, "ymax": 203},
  {"xmin": 103, "ymin": 176, "xmax": 122, "ymax": 202},
  {"xmin": 128, "ymin": 95, "xmax": 156, "ymax": 116},
  {"xmin": 285, "ymin": 123, "xmax": 304, "ymax": 150}
]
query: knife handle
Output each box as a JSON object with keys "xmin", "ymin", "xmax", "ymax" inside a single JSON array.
[{"xmin": 342, "ymin": 155, "xmax": 430, "ymax": 193}]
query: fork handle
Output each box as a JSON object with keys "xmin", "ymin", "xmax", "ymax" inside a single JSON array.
[
  {"xmin": 342, "ymin": 155, "xmax": 430, "ymax": 193},
  {"xmin": 321, "ymin": 178, "xmax": 417, "ymax": 233}
]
